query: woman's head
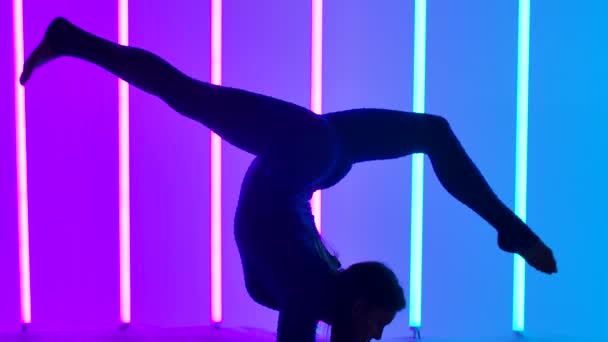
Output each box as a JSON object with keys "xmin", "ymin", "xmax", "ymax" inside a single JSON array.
[{"xmin": 330, "ymin": 261, "xmax": 406, "ymax": 342}]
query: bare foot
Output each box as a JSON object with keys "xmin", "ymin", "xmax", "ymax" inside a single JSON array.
[
  {"xmin": 20, "ymin": 17, "xmax": 73, "ymax": 85},
  {"xmin": 20, "ymin": 37, "xmax": 57, "ymax": 85},
  {"xmin": 498, "ymin": 228, "xmax": 558, "ymax": 275}
]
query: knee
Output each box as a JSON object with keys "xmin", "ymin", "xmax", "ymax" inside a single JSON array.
[
  {"xmin": 420, "ymin": 114, "xmax": 454, "ymax": 153},
  {"xmin": 425, "ymin": 114, "xmax": 451, "ymax": 132}
]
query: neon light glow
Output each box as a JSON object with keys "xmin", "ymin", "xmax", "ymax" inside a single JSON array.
[
  {"xmin": 12, "ymin": 0, "xmax": 31, "ymax": 325},
  {"xmin": 513, "ymin": 0, "xmax": 530, "ymax": 332},
  {"xmin": 311, "ymin": 0, "xmax": 323, "ymax": 232},
  {"xmin": 118, "ymin": 0, "xmax": 132, "ymax": 324},
  {"xmin": 409, "ymin": 0, "xmax": 426, "ymax": 328},
  {"xmin": 210, "ymin": 0, "xmax": 223, "ymax": 324}
]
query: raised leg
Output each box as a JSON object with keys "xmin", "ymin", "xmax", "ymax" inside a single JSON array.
[{"xmin": 21, "ymin": 17, "xmax": 325, "ymax": 158}]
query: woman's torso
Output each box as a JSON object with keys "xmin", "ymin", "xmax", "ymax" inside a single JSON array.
[{"xmin": 233, "ymin": 155, "xmax": 350, "ymax": 310}]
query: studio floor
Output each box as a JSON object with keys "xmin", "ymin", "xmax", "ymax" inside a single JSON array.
[{"xmin": 0, "ymin": 325, "xmax": 593, "ymax": 342}]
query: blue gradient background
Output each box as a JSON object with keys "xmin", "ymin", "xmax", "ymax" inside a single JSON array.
[
  {"xmin": 1, "ymin": 0, "xmax": 606, "ymax": 339},
  {"xmin": 423, "ymin": 0, "xmax": 517, "ymax": 337}
]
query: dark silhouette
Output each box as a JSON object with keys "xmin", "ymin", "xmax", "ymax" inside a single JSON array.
[{"xmin": 21, "ymin": 17, "xmax": 557, "ymax": 342}]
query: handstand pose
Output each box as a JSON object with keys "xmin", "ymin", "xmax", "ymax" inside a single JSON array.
[{"xmin": 21, "ymin": 17, "xmax": 557, "ymax": 342}]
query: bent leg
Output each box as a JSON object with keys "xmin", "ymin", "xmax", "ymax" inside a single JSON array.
[{"xmin": 324, "ymin": 109, "xmax": 541, "ymax": 251}]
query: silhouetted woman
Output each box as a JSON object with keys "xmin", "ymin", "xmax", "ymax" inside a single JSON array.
[{"xmin": 21, "ymin": 17, "xmax": 557, "ymax": 342}]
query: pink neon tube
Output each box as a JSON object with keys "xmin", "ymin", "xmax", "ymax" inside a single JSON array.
[
  {"xmin": 210, "ymin": 0, "xmax": 223, "ymax": 324},
  {"xmin": 311, "ymin": 0, "xmax": 323, "ymax": 232},
  {"xmin": 13, "ymin": 0, "xmax": 31, "ymax": 325},
  {"xmin": 118, "ymin": 0, "xmax": 132, "ymax": 324}
]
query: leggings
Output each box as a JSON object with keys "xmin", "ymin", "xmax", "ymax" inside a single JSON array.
[{"xmin": 40, "ymin": 17, "xmax": 540, "ymax": 342}]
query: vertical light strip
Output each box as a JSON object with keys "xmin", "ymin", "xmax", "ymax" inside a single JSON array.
[
  {"xmin": 210, "ymin": 0, "xmax": 223, "ymax": 324},
  {"xmin": 12, "ymin": 0, "xmax": 31, "ymax": 326},
  {"xmin": 409, "ymin": 0, "xmax": 426, "ymax": 329},
  {"xmin": 513, "ymin": 0, "xmax": 530, "ymax": 332},
  {"xmin": 311, "ymin": 0, "xmax": 323, "ymax": 232},
  {"xmin": 118, "ymin": 0, "xmax": 131, "ymax": 325}
]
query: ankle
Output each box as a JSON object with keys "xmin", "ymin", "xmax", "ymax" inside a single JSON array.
[{"xmin": 497, "ymin": 227, "xmax": 540, "ymax": 253}]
